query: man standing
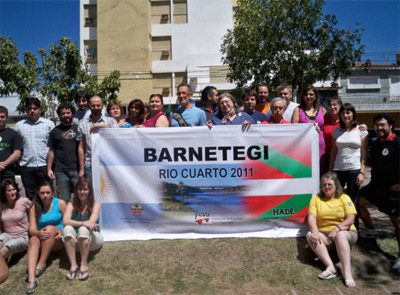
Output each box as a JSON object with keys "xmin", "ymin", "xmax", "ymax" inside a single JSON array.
[
  {"xmin": 0, "ymin": 106, "xmax": 22, "ymax": 182},
  {"xmin": 358, "ymin": 113, "xmax": 400, "ymax": 272},
  {"xmin": 199, "ymin": 86, "xmax": 218, "ymax": 121},
  {"xmin": 241, "ymin": 89, "xmax": 268, "ymax": 124},
  {"xmin": 77, "ymin": 96, "xmax": 118, "ymax": 180},
  {"xmin": 47, "ymin": 102, "xmax": 79, "ymax": 202},
  {"xmin": 14, "ymin": 97, "xmax": 55, "ymax": 200},
  {"xmin": 255, "ymin": 84, "xmax": 270, "ymax": 114},
  {"xmin": 261, "ymin": 98, "xmax": 290, "ymax": 124},
  {"xmin": 170, "ymin": 83, "xmax": 207, "ymax": 127},
  {"xmin": 73, "ymin": 90, "xmax": 90, "ymax": 122}
]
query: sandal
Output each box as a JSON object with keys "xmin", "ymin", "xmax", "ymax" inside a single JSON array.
[
  {"xmin": 345, "ymin": 278, "xmax": 356, "ymax": 288},
  {"xmin": 66, "ymin": 268, "xmax": 78, "ymax": 280},
  {"xmin": 26, "ymin": 279, "xmax": 39, "ymax": 294},
  {"xmin": 79, "ymin": 269, "xmax": 89, "ymax": 281},
  {"xmin": 318, "ymin": 270, "xmax": 337, "ymax": 280},
  {"xmin": 35, "ymin": 266, "xmax": 45, "ymax": 278}
]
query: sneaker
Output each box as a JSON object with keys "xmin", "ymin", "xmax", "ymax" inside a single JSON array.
[
  {"xmin": 392, "ymin": 257, "xmax": 400, "ymax": 273},
  {"xmin": 359, "ymin": 228, "xmax": 378, "ymax": 238}
]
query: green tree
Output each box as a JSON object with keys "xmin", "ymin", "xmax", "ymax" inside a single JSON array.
[
  {"xmin": 0, "ymin": 36, "xmax": 121, "ymax": 117},
  {"xmin": 0, "ymin": 35, "xmax": 38, "ymax": 109},
  {"xmin": 221, "ymin": 0, "xmax": 365, "ymax": 92}
]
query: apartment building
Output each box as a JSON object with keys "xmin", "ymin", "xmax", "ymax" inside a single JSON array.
[{"xmin": 80, "ymin": 0, "xmax": 236, "ymax": 104}]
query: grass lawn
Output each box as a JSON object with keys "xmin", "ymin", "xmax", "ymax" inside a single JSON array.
[{"xmin": 1, "ymin": 229, "xmax": 399, "ymax": 294}]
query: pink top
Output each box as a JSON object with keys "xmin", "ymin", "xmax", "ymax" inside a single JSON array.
[
  {"xmin": 1, "ymin": 197, "xmax": 32, "ymax": 238},
  {"xmin": 143, "ymin": 112, "xmax": 167, "ymax": 128}
]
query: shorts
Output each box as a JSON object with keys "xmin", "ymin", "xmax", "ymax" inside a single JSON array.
[
  {"xmin": 0, "ymin": 232, "xmax": 29, "ymax": 255},
  {"xmin": 360, "ymin": 184, "xmax": 400, "ymax": 217},
  {"xmin": 321, "ymin": 230, "xmax": 358, "ymax": 250},
  {"xmin": 62, "ymin": 225, "xmax": 103, "ymax": 251}
]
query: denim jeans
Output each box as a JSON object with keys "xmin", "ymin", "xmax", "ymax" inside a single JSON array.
[{"xmin": 55, "ymin": 170, "xmax": 79, "ymax": 202}]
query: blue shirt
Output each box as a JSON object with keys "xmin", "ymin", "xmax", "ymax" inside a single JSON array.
[
  {"xmin": 170, "ymin": 106, "xmax": 207, "ymax": 127},
  {"xmin": 211, "ymin": 112, "xmax": 255, "ymax": 125},
  {"xmin": 37, "ymin": 198, "xmax": 63, "ymax": 230},
  {"xmin": 248, "ymin": 111, "xmax": 268, "ymax": 124}
]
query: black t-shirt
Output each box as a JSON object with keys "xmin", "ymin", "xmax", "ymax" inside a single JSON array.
[
  {"xmin": 0, "ymin": 127, "xmax": 23, "ymax": 177},
  {"xmin": 370, "ymin": 135, "xmax": 400, "ymax": 189},
  {"xmin": 47, "ymin": 124, "xmax": 79, "ymax": 172}
]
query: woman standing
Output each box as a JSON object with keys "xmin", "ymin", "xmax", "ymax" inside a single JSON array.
[
  {"xmin": 62, "ymin": 178, "xmax": 103, "ymax": 281},
  {"xmin": 142, "ymin": 94, "xmax": 169, "ymax": 128},
  {"xmin": 210, "ymin": 93, "xmax": 255, "ymax": 126},
  {"xmin": 324, "ymin": 97, "xmax": 343, "ymax": 167},
  {"xmin": 26, "ymin": 180, "xmax": 66, "ymax": 294},
  {"xmin": 329, "ymin": 103, "xmax": 368, "ymax": 205},
  {"xmin": 107, "ymin": 100, "xmax": 131, "ymax": 128},
  {"xmin": 0, "ymin": 179, "xmax": 32, "ymax": 260},
  {"xmin": 294, "ymin": 85, "xmax": 327, "ymax": 175},
  {"xmin": 307, "ymin": 172, "xmax": 357, "ymax": 288},
  {"xmin": 124, "ymin": 99, "xmax": 146, "ymax": 127}
]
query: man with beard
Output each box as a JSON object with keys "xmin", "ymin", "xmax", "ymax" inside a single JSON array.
[
  {"xmin": 199, "ymin": 86, "xmax": 218, "ymax": 121},
  {"xmin": 0, "ymin": 106, "xmax": 22, "ymax": 182},
  {"xmin": 77, "ymin": 96, "xmax": 118, "ymax": 180},
  {"xmin": 358, "ymin": 113, "xmax": 400, "ymax": 272},
  {"xmin": 14, "ymin": 97, "xmax": 55, "ymax": 200},
  {"xmin": 255, "ymin": 84, "xmax": 270, "ymax": 114},
  {"xmin": 241, "ymin": 88, "xmax": 267, "ymax": 124},
  {"xmin": 47, "ymin": 102, "xmax": 79, "ymax": 202},
  {"xmin": 73, "ymin": 90, "xmax": 90, "ymax": 122}
]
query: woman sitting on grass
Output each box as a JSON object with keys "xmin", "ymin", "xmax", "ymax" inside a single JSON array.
[
  {"xmin": 306, "ymin": 172, "xmax": 357, "ymax": 288},
  {"xmin": 26, "ymin": 180, "xmax": 67, "ymax": 294},
  {"xmin": 62, "ymin": 178, "xmax": 103, "ymax": 281},
  {"xmin": 0, "ymin": 179, "xmax": 32, "ymax": 261}
]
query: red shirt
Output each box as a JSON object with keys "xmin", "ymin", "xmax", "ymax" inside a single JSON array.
[
  {"xmin": 261, "ymin": 118, "xmax": 290, "ymax": 124},
  {"xmin": 324, "ymin": 114, "xmax": 340, "ymax": 153}
]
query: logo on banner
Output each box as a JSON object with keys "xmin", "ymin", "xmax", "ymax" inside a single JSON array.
[
  {"xmin": 130, "ymin": 204, "xmax": 144, "ymax": 215},
  {"xmin": 195, "ymin": 212, "xmax": 210, "ymax": 224},
  {"xmin": 100, "ymin": 170, "xmax": 112, "ymax": 199}
]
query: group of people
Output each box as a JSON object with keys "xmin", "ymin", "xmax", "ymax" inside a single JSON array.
[{"xmin": 0, "ymin": 81, "xmax": 398, "ymax": 291}]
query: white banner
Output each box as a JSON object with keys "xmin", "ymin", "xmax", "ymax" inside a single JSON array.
[{"xmin": 92, "ymin": 124, "xmax": 319, "ymax": 241}]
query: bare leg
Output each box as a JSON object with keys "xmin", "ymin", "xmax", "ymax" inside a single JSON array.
[
  {"xmin": 37, "ymin": 226, "xmax": 63, "ymax": 269},
  {"xmin": 334, "ymin": 231, "xmax": 354, "ymax": 280},
  {"xmin": 78, "ymin": 237, "xmax": 91, "ymax": 280},
  {"xmin": 27, "ymin": 236, "xmax": 41, "ymax": 286},
  {"xmin": 0, "ymin": 246, "xmax": 10, "ymax": 260},
  {"xmin": 306, "ymin": 231, "xmax": 336, "ymax": 273},
  {"xmin": 358, "ymin": 197, "xmax": 375, "ymax": 229},
  {"xmin": 64, "ymin": 236, "xmax": 78, "ymax": 279}
]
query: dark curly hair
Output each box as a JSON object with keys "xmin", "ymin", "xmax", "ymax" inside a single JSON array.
[
  {"xmin": 33, "ymin": 180, "xmax": 54, "ymax": 220},
  {"xmin": 0, "ymin": 178, "xmax": 20, "ymax": 204}
]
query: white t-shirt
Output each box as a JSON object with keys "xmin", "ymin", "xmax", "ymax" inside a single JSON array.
[{"xmin": 333, "ymin": 127, "xmax": 368, "ymax": 171}]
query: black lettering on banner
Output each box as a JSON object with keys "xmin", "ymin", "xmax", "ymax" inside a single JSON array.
[
  {"xmin": 205, "ymin": 147, "xmax": 218, "ymax": 161},
  {"xmin": 174, "ymin": 147, "xmax": 187, "ymax": 162},
  {"xmin": 233, "ymin": 146, "xmax": 245, "ymax": 160},
  {"xmin": 144, "ymin": 148, "xmax": 157, "ymax": 162}
]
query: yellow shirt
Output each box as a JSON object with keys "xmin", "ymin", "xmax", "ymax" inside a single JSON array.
[
  {"xmin": 308, "ymin": 193, "xmax": 357, "ymax": 232},
  {"xmin": 255, "ymin": 104, "xmax": 270, "ymax": 114}
]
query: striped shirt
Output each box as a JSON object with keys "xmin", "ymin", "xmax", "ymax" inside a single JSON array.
[
  {"xmin": 77, "ymin": 115, "xmax": 118, "ymax": 167},
  {"xmin": 14, "ymin": 117, "xmax": 55, "ymax": 167}
]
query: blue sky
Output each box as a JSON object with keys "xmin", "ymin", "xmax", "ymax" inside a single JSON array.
[{"xmin": 0, "ymin": 0, "xmax": 399, "ymax": 64}]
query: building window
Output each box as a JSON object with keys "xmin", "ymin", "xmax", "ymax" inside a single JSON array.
[
  {"xmin": 84, "ymin": 4, "xmax": 97, "ymax": 27},
  {"xmin": 84, "ymin": 40, "xmax": 97, "ymax": 63},
  {"xmin": 153, "ymin": 73, "xmax": 172, "ymax": 97},
  {"xmin": 390, "ymin": 76, "xmax": 400, "ymax": 101},
  {"xmin": 347, "ymin": 76, "xmax": 380, "ymax": 90},
  {"xmin": 209, "ymin": 66, "xmax": 230, "ymax": 84},
  {"xmin": 173, "ymin": 0, "xmax": 187, "ymax": 24},
  {"xmin": 152, "ymin": 36, "xmax": 171, "ymax": 61},
  {"xmin": 151, "ymin": 1, "xmax": 170, "ymax": 24}
]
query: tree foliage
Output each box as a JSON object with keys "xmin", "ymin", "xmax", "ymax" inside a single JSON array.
[
  {"xmin": 0, "ymin": 36, "xmax": 121, "ymax": 117},
  {"xmin": 221, "ymin": 0, "xmax": 365, "ymax": 92}
]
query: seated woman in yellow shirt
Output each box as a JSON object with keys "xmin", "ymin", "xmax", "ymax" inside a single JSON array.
[{"xmin": 307, "ymin": 171, "xmax": 357, "ymax": 288}]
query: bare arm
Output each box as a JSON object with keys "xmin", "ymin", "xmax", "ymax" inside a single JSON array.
[
  {"xmin": 307, "ymin": 213, "xmax": 322, "ymax": 246},
  {"xmin": 327, "ymin": 213, "xmax": 356, "ymax": 242},
  {"xmin": 155, "ymin": 115, "xmax": 170, "ymax": 127},
  {"xmin": 356, "ymin": 134, "xmax": 369, "ymax": 186},
  {"xmin": 0, "ymin": 150, "xmax": 21, "ymax": 172},
  {"xmin": 291, "ymin": 107, "xmax": 299, "ymax": 123},
  {"xmin": 47, "ymin": 149, "xmax": 55, "ymax": 180},
  {"xmin": 78, "ymin": 140, "xmax": 85, "ymax": 178}
]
